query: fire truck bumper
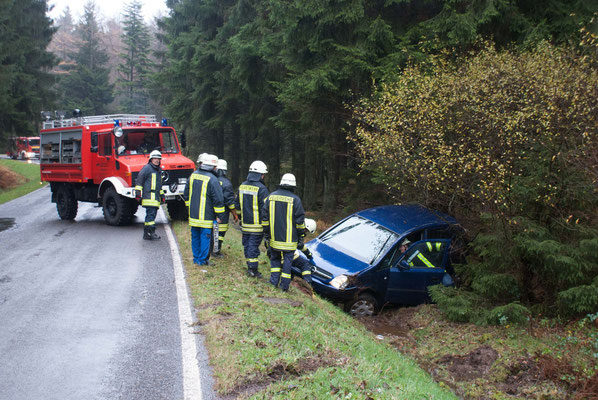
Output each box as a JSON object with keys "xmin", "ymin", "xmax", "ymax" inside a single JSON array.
[{"xmin": 163, "ymin": 183, "xmax": 186, "ymax": 200}]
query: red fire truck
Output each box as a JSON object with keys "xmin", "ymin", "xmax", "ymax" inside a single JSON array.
[
  {"xmin": 7, "ymin": 136, "xmax": 40, "ymax": 159},
  {"xmin": 40, "ymin": 114, "xmax": 193, "ymax": 225}
]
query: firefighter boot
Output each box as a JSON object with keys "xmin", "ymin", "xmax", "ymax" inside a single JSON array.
[
  {"xmin": 143, "ymin": 226, "xmax": 153, "ymax": 240},
  {"xmin": 212, "ymin": 239, "xmax": 224, "ymax": 257},
  {"xmin": 149, "ymin": 226, "xmax": 161, "ymax": 240}
]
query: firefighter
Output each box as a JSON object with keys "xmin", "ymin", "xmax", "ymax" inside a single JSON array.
[
  {"xmin": 184, "ymin": 154, "xmax": 226, "ymax": 265},
  {"xmin": 234, "ymin": 160, "xmax": 269, "ymax": 278},
  {"xmin": 213, "ymin": 159, "xmax": 239, "ymax": 257},
  {"xmin": 134, "ymin": 150, "xmax": 164, "ymax": 240},
  {"xmin": 292, "ymin": 218, "xmax": 318, "ymax": 284},
  {"xmin": 262, "ymin": 173, "xmax": 306, "ymax": 291},
  {"xmin": 403, "ymin": 239, "xmax": 445, "ymax": 268}
]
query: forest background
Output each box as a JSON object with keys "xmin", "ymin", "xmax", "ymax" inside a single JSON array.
[{"xmin": 0, "ymin": 0, "xmax": 597, "ymax": 322}]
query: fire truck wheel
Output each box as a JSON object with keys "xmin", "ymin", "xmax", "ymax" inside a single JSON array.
[
  {"xmin": 56, "ymin": 185, "xmax": 78, "ymax": 220},
  {"xmin": 166, "ymin": 199, "xmax": 188, "ymax": 221},
  {"xmin": 102, "ymin": 187, "xmax": 134, "ymax": 226},
  {"xmin": 129, "ymin": 199, "xmax": 139, "ymax": 216}
]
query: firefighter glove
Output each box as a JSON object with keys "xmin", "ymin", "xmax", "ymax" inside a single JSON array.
[
  {"xmin": 135, "ymin": 190, "xmax": 142, "ymax": 201},
  {"xmin": 297, "ymin": 236, "xmax": 304, "ymax": 249},
  {"xmin": 304, "ymin": 248, "xmax": 313, "ymax": 259},
  {"xmin": 161, "ymin": 193, "xmax": 166, "ymax": 203}
]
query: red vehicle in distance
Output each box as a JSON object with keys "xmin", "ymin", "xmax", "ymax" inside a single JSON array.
[{"xmin": 7, "ymin": 136, "xmax": 40, "ymax": 160}]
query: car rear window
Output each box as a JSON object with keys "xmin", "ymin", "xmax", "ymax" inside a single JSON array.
[{"xmin": 320, "ymin": 216, "xmax": 399, "ymax": 264}]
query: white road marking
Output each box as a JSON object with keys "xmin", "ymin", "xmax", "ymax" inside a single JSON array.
[{"xmin": 160, "ymin": 208, "xmax": 203, "ymax": 400}]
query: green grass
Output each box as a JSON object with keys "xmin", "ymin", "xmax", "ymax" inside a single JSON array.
[
  {"xmin": 172, "ymin": 221, "xmax": 457, "ymax": 399},
  {"xmin": 0, "ymin": 159, "xmax": 46, "ymax": 204}
]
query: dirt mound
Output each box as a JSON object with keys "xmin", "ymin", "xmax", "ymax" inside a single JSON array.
[
  {"xmin": 223, "ymin": 352, "xmax": 339, "ymax": 399},
  {"xmin": 438, "ymin": 345, "xmax": 499, "ymax": 380},
  {"xmin": 0, "ymin": 165, "xmax": 25, "ymax": 190}
]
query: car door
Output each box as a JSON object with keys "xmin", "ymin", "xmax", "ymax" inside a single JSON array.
[{"xmin": 384, "ymin": 239, "xmax": 451, "ymax": 305}]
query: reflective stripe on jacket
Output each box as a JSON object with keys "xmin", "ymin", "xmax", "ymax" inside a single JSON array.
[
  {"xmin": 234, "ymin": 174, "xmax": 269, "ymax": 234},
  {"xmin": 184, "ymin": 169, "xmax": 225, "ymax": 228},
  {"xmin": 135, "ymin": 162, "xmax": 163, "ymax": 207},
  {"xmin": 407, "ymin": 241, "xmax": 444, "ymax": 268},
  {"xmin": 218, "ymin": 174, "xmax": 236, "ymax": 226},
  {"xmin": 262, "ymin": 188, "xmax": 305, "ymax": 251}
]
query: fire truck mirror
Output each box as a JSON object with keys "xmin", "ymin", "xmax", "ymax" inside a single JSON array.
[
  {"xmin": 91, "ymin": 132, "xmax": 98, "ymax": 153},
  {"xmin": 180, "ymin": 131, "xmax": 186, "ymax": 148}
]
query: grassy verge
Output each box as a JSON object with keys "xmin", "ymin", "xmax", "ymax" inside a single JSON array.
[
  {"xmin": 0, "ymin": 159, "xmax": 45, "ymax": 205},
  {"xmin": 172, "ymin": 221, "xmax": 457, "ymax": 399}
]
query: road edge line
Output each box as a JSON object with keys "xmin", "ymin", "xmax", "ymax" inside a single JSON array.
[{"xmin": 162, "ymin": 210, "xmax": 203, "ymax": 400}]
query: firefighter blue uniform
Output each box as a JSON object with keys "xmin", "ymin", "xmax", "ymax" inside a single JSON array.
[
  {"xmin": 406, "ymin": 241, "xmax": 445, "ymax": 268},
  {"xmin": 184, "ymin": 162, "xmax": 225, "ymax": 265},
  {"xmin": 234, "ymin": 168, "xmax": 269, "ymax": 277},
  {"xmin": 262, "ymin": 186, "xmax": 305, "ymax": 291},
  {"xmin": 134, "ymin": 152, "xmax": 164, "ymax": 240},
  {"xmin": 215, "ymin": 168, "xmax": 236, "ymax": 255}
]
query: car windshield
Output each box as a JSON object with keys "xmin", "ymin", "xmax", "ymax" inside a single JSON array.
[
  {"xmin": 319, "ymin": 216, "xmax": 399, "ymax": 264},
  {"xmin": 116, "ymin": 129, "xmax": 179, "ymax": 155}
]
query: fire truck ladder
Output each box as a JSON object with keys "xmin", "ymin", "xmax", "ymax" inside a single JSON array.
[{"xmin": 42, "ymin": 114, "xmax": 158, "ymax": 129}]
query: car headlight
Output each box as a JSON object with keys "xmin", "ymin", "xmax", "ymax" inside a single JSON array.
[{"xmin": 329, "ymin": 275, "xmax": 349, "ymax": 290}]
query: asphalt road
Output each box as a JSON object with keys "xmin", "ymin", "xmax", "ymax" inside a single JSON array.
[{"xmin": 0, "ymin": 186, "xmax": 217, "ymax": 399}]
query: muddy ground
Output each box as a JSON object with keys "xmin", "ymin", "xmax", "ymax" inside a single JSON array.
[{"xmin": 359, "ymin": 305, "xmax": 598, "ymax": 399}]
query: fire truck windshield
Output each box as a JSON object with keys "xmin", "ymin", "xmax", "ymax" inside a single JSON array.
[
  {"xmin": 28, "ymin": 139, "xmax": 40, "ymax": 146},
  {"xmin": 116, "ymin": 129, "xmax": 179, "ymax": 156}
]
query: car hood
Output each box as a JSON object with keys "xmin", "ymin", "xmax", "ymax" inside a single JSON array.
[{"xmin": 306, "ymin": 238, "xmax": 370, "ymax": 278}]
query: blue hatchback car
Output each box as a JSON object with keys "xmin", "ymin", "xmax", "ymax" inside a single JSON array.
[{"xmin": 297, "ymin": 205, "xmax": 461, "ymax": 317}]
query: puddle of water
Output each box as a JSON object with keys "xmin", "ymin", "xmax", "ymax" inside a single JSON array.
[
  {"xmin": 0, "ymin": 218, "xmax": 16, "ymax": 232},
  {"xmin": 361, "ymin": 318, "xmax": 410, "ymax": 338}
]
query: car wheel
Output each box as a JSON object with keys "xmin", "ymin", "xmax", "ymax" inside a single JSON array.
[
  {"xmin": 56, "ymin": 185, "xmax": 78, "ymax": 220},
  {"xmin": 345, "ymin": 293, "xmax": 377, "ymax": 317}
]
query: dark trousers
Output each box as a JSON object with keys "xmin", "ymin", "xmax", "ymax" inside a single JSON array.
[
  {"xmin": 144, "ymin": 206, "xmax": 158, "ymax": 226},
  {"xmin": 242, "ymin": 233, "xmax": 263, "ymax": 272},
  {"xmin": 293, "ymin": 255, "xmax": 313, "ymax": 284},
  {"xmin": 191, "ymin": 226, "xmax": 212, "ymax": 265},
  {"xmin": 270, "ymin": 249, "xmax": 294, "ymax": 290}
]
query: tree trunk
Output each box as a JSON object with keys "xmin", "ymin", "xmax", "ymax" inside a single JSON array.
[{"xmin": 303, "ymin": 134, "xmax": 317, "ymax": 209}]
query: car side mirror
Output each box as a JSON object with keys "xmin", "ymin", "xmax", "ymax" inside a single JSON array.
[{"xmin": 180, "ymin": 131, "xmax": 186, "ymax": 149}]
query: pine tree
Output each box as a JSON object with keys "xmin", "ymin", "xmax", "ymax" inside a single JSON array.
[
  {"xmin": 0, "ymin": 0, "xmax": 56, "ymax": 143},
  {"xmin": 58, "ymin": 1, "xmax": 113, "ymax": 116},
  {"xmin": 117, "ymin": 0, "xmax": 152, "ymax": 113}
]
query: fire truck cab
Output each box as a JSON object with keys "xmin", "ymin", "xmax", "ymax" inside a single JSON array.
[
  {"xmin": 7, "ymin": 136, "xmax": 40, "ymax": 159},
  {"xmin": 40, "ymin": 114, "xmax": 193, "ymax": 225}
]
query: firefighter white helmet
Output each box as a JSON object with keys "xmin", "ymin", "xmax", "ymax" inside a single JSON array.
[
  {"xmin": 249, "ymin": 160, "xmax": 268, "ymax": 174},
  {"xmin": 197, "ymin": 152, "xmax": 208, "ymax": 164},
  {"xmin": 280, "ymin": 173, "xmax": 296, "ymax": 187},
  {"xmin": 149, "ymin": 150, "xmax": 162, "ymax": 160},
  {"xmin": 217, "ymin": 159, "xmax": 228, "ymax": 171},
  {"xmin": 202, "ymin": 154, "xmax": 219, "ymax": 167},
  {"xmin": 305, "ymin": 218, "xmax": 317, "ymax": 234}
]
